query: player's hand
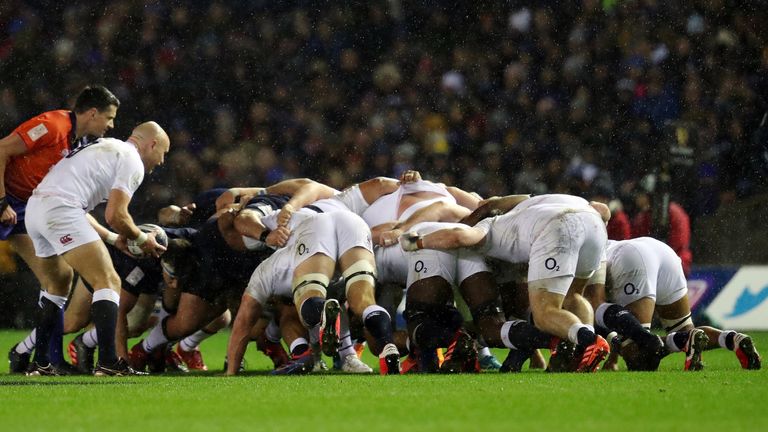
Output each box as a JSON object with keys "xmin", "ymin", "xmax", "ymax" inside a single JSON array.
[
  {"xmin": 266, "ymin": 226, "xmax": 291, "ymax": 248},
  {"xmin": 114, "ymin": 234, "xmax": 134, "ymax": 257},
  {"xmin": 399, "ymin": 232, "xmax": 422, "ymax": 251},
  {"xmin": 277, "ymin": 204, "xmax": 295, "ymax": 227},
  {"xmin": 215, "ymin": 189, "xmax": 238, "ymax": 211},
  {"xmin": 399, "ymin": 170, "xmax": 421, "ymax": 184},
  {"xmin": 379, "ymin": 228, "xmax": 403, "ymax": 247},
  {"xmin": 177, "ymin": 203, "xmax": 196, "ymax": 224},
  {"xmin": 139, "ymin": 231, "xmax": 167, "ymax": 258},
  {"xmin": 0, "ymin": 205, "xmax": 17, "ymax": 226}
]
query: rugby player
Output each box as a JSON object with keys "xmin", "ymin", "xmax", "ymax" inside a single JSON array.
[
  {"xmin": 400, "ymin": 194, "xmax": 611, "ymax": 372},
  {"xmin": 594, "ymin": 237, "xmax": 761, "ymax": 371},
  {"xmin": 23, "ymin": 121, "xmax": 169, "ymax": 376}
]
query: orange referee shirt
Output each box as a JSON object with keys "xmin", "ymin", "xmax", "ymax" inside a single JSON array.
[{"xmin": 6, "ymin": 110, "xmax": 80, "ymax": 201}]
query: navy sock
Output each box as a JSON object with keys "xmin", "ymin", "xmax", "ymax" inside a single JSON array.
[
  {"xmin": 506, "ymin": 320, "xmax": 553, "ymax": 350},
  {"xmin": 363, "ymin": 307, "xmax": 394, "ymax": 349},
  {"xmin": 49, "ymin": 308, "xmax": 65, "ymax": 365},
  {"xmin": 33, "ymin": 297, "xmax": 60, "ymax": 365},
  {"xmin": 92, "ymin": 300, "xmax": 118, "ymax": 365},
  {"xmin": 291, "ymin": 343, "xmax": 309, "ymax": 356},
  {"xmin": 576, "ymin": 327, "xmax": 597, "ymax": 347},
  {"xmin": 300, "ymin": 297, "xmax": 325, "ymax": 328},
  {"xmin": 599, "ymin": 304, "xmax": 656, "ymax": 346},
  {"xmin": 672, "ymin": 331, "xmax": 689, "ymax": 350}
]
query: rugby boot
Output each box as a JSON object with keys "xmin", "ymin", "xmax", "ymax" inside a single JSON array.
[
  {"xmin": 94, "ymin": 358, "xmax": 148, "ymax": 376},
  {"xmin": 576, "ymin": 335, "xmax": 610, "ymax": 372},
  {"xmin": 354, "ymin": 341, "xmax": 366, "ymax": 359},
  {"xmin": 400, "ymin": 352, "xmax": 420, "ymax": 374},
  {"xmin": 479, "ymin": 353, "xmax": 503, "ymax": 371},
  {"xmin": 340, "ymin": 354, "xmax": 373, "ymax": 373},
  {"xmin": 25, "ymin": 362, "xmax": 62, "ymax": 376},
  {"xmin": 440, "ymin": 331, "xmax": 478, "ymax": 374},
  {"xmin": 734, "ymin": 333, "xmax": 761, "ymax": 370},
  {"xmin": 177, "ymin": 344, "xmax": 208, "ymax": 371},
  {"xmin": 319, "ymin": 299, "xmax": 341, "ymax": 357},
  {"xmin": 378, "ymin": 343, "xmax": 400, "ymax": 375},
  {"xmin": 499, "ymin": 348, "xmax": 532, "ymax": 373},
  {"xmin": 683, "ymin": 328, "xmax": 708, "ymax": 371},
  {"xmin": 271, "ymin": 350, "xmax": 314, "ymax": 375},
  {"xmin": 547, "ymin": 338, "xmax": 579, "ymax": 372},
  {"xmin": 164, "ymin": 346, "xmax": 189, "ymax": 373},
  {"xmin": 262, "ymin": 340, "xmax": 289, "ymax": 369},
  {"xmin": 128, "ymin": 340, "xmax": 151, "ymax": 372},
  {"xmin": 68, "ymin": 333, "xmax": 95, "ymax": 374},
  {"xmin": 8, "ymin": 344, "xmax": 31, "ymax": 374}
]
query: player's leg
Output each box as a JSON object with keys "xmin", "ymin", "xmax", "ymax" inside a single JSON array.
[
  {"xmin": 655, "ymin": 296, "xmax": 708, "ymax": 371},
  {"xmin": 60, "ymin": 240, "xmax": 132, "ymax": 375},
  {"xmin": 176, "ymin": 309, "xmax": 231, "ymax": 371}
]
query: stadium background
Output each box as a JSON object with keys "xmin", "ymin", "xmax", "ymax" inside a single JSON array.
[{"xmin": 1, "ymin": 0, "xmax": 767, "ymax": 327}]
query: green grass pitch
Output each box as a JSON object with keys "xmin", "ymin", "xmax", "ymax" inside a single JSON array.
[{"xmin": 1, "ymin": 329, "xmax": 766, "ymax": 432}]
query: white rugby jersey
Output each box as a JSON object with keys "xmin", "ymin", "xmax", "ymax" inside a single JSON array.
[
  {"xmin": 33, "ymin": 137, "xmax": 144, "ymax": 212},
  {"xmin": 473, "ymin": 194, "xmax": 598, "ymax": 262}
]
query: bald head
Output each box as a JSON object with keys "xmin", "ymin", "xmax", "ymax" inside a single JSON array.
[{"xmin": 129, "ymin": 121, "xmax": 170, "ymax": 172}]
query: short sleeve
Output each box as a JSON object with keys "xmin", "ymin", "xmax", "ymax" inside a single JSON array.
[{"xmin": 111, "ymin": 149, "xmax": 144, "ymax": 196}]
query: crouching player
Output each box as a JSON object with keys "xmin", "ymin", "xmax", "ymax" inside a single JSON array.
[{"xmin": 593, "ymin": 237, "xmax": 761, "ymax": 371}]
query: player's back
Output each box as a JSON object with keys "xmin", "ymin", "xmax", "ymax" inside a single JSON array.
[{"xmin": 34, "ymin": 137, "xmax": 144, "ymax": 212}]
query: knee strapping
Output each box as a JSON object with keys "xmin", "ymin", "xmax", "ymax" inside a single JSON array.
[
  {"xmin": 661, "ymin": 313, "xmax": 693, "ymax": 333},
  {"xmin": 342, "ymin": 260, "xmax": 377, "ymax": 294},
  {"xmin": 292, "ymin": 273, "xmax": 330, "ymax": 304}
]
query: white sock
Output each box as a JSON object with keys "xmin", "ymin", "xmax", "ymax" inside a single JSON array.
[
  {"xmin": 40, "ymin": 291, "xmax": 68, "ymax": 308},
  {"xmin": 338, "ymin": 334, "xmax": 356, "ymax": 359},
  {"xmin": 666, "ymin": 332, "xmax": 683, "ymax": 352},
  {"xmin": 567, "ymin": 323, "xmax": 594, "ymax": 345},
  {"xmin": 500, "ymin": 320, "xmax": 526, "ymax": 349},
  {"xmin": 718, "ymin": 330, "xmax": 737, "ymax": 350},
  {"xmin": 479, "ymin": 346, "xmax": 492, "ymax": 358},
  {"xmin": 290, "ymin": 337, "xmax": 308, "ymax": 354},
  {"xmin": 143, "ymin": 322, "xmax": 169, "ymax": 352},
  {"xmin": 16, "ymin": 329, "xmax": 36, "ymax": 354},
  {"xmin": 179, "ymin": 330, "xmax": 214, "ymax": 352},
  {"xmin": 83, "ymin": 328, "xmax": 99, "ymax": 348}
]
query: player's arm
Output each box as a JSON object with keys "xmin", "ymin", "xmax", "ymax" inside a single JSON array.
[
  {"xmin": 446, "ymin": 186, "xmax": 483, "ymax": 210},
  {"xmin": 215, "ymin": 178, "xmax": 316, "ymax": 211},
  {"xmin": 358, "ymin": 177, "xmax": 400, "ymax": 204},
  {"xmin": 226, "ymin": 293, "xmax": 263, "ymax": 376},
  {"xmin": 278, "ymin": 180, "xmax": 338, "ymax": 226},
  {"xmin": 0, "ymin": 133, "xmax": 27, "ymax": 224},
  {"xmin": 400, "ymin": 225, "xmax": 487, "ymax": 251},
  {"xmin": 85, "ymin": 213, "xmax": 132, "ymax": 255},
  {"xmin": 460, "ymin": 194, "xmax": 531, "ymax": 226},
  {"xmin": 105, "ymin": 189, "xmax": 165, "ymax": 257},
  {"xmin": 377, "ymin": 201, "xmax": 471, "ymax": 247}
]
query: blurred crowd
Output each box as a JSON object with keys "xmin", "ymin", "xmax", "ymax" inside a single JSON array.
[{"xmin": 1, "ymin": 0, "xmax": 767, "ymax": 222}]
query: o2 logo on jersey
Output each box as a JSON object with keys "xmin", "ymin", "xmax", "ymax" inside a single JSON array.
[
  {"xmin": 545, "ymin": 258, "xmax": 560, "ymax": 271},
  {"xmin": 59, "ymin": 234, "xmax": 73, "ymax": 245},
  {"xmin": 624, "ymin": 283, "xmax": 638, "ymax": 296},
  {"xmin": 414, "ymin": 260, "xmax": 427, "ymax": 274},
  {"xmin": 297, "ymin": 243, "xmax": 308, "ymax": 256}
]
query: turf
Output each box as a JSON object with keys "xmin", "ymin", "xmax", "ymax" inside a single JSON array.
[{"xmin": 1, "ymin": 330, "xmax": 766, "ymax": 432}]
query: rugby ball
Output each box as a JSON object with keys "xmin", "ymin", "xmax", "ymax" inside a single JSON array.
[{"xmin": 127, "ymin": 224, "xmax": 168, "ymax": 258}]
